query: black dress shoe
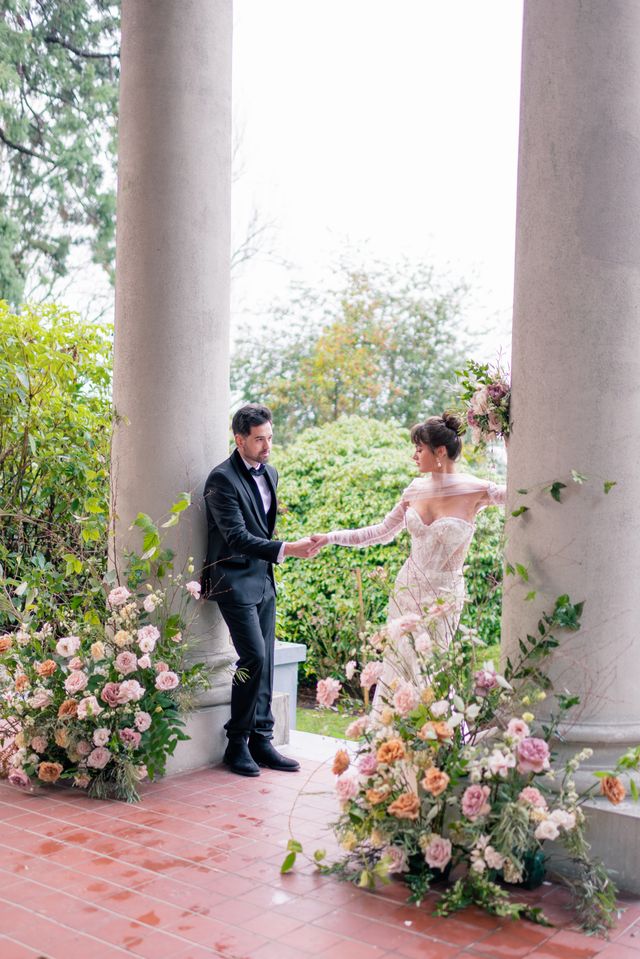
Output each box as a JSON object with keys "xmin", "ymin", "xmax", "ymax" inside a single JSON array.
[
  {"xmin": 223, "ymin": 739, "xmax": 260, "ymax": 777},
  {"xmin": 248, "ymin": 738, "xmax": 300, "ymax": 772}
]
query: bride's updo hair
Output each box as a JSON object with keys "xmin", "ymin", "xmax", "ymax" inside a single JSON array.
[{"xmin": 410, "ymin": 411, "xmax": 464, "ymax": 461}]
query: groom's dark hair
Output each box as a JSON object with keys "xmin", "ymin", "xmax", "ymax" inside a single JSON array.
[{"xmin": 232, "ymin": 403, "xmax": 273, "ymax": 437}]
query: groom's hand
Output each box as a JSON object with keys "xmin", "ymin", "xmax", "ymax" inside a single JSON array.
[{"xmin": 283, "ymin": 537, "xmax": 318, "ymax": 559}]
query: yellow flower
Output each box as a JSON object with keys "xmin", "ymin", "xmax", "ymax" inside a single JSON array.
[
  {"xmin": 114, "ymin": 630, "xmax": 132, "ymax": 648},
  {"xmin": 522, "ymin": 711, "xmax": 534, "ymax": 723},
  {"xmin": 421, "ymin": 687, "xmax": 435, "ymax": 705},
  {"xmin": 341, "ymin": 831, "xmax": 358, "ymax": 851}
]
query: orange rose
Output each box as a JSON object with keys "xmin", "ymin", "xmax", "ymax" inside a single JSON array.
[
  {"xmin": 365, "ymin": 787, "xmax": 389, "ymax": 806},
  {"xmin": 332, "ymin": 749, "xmax": 350, "ymax": 776},
  {"xmin": 601, "ymin": 776, "xmax": 626, "ymax": 805},
  {"xmin": 37, "ymin": 762, "xmax": 64, "ymax": 783},
  {"xmin": 433, "ymin": 722, "xmax": 454, "ymax": 741},
  {"xmin": 36, "ymin": 660, "xmax": 57, "ymax": 678},
  {"xmin": 377, "ymin": 739, "xmax": 406, "ymax": 764},
  {"xmin": 387, "ymin": 791, "xmax": 420, "ymax": 820},
  {"xmin": 417, "ymin": 721, "xmax": 437, "ymax": 741},
  {"xmin": 421, "ymin": 767, "xmax": 450, "ymax": 796},
  {"xmin": 0, "ymin": 636, "xmax": 12, "ymax": 653},
  {"xmin": 54, "ymin": 728, "xmax": 69, "ymax": 748},
  {"xmin": 58, "ymin": 699, "xmax": 78, "ymax": 719},
  {"xmin": 15, "ymin": 674, "xmax": 30, "ymax": 692}
]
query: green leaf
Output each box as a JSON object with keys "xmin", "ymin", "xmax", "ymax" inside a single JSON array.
[
  {"xmin": 604, "ymin": 480, "xmax": 617, "ymax": 495},
  {"xmin": 505, "ymin": 563, "xmax": 515, "ymax": 576},
  {"xmin": 515, "ymin": 563, "xmax": 529, "ymax": 582},
  {"xmin": 161, "ymin": 514, "xmax": 179, "ymax": 529},
  {"xmin": 280, "ymin": 852, "xmax": 296, "ymax": 874},
  {"xmin": 516, "ymin": 488, "xmax": 529, "ymax": 495},
  {"xmin": 170, "ymin": 493, "xmax": 191, "ymax": 514},
  {"xmin": 548, "ymin": 481, "xmax": 567, "ymax": 502},
  {"xmin": 525, "ymin": 591, "xmax": 537, "ymax": 602},
  {"xmin": 287, "ymin": 839, "xmax": 303, "ymax": 853},
  {"xmin": 630, "ymin": 779, "xmax": 639, "ymax": 802},
  {"xmin": 511, "ymin": 506, "xmax": 529, "ymax": 517}
]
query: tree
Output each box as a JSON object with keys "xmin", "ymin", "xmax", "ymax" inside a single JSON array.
[
  {"xmin": 231, "ymin": 261, "xmax": 471, "ymax": 436},
  {"xmin": 0, "ymin": 0, "xmax": 120, "ymax": 303}
]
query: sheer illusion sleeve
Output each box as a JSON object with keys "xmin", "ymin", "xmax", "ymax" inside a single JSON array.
[
  {"xmin": 478, "ymin": 481, "xmax": 507, "ymax": 509},
  {"xmin": 325, "ymin": 499, "xmax": 407, "ymax": 547}
]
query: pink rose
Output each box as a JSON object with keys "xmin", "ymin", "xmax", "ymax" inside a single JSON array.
[
  {"xmin": 382, "ymin": 845, "xmax": 409, "ymax": 874},
  {"xmin": 387, "ymin": 614, "xmax": 422, "ymax": 643},
  {"xmin": 424, "ymin": 835, "xmax": 452, "ymax": 871},
  {"xmin": 518, "ymin": 786, "xmax": 547, "ymax": 809},
  {"xmin": 107, "ymin": 586, "xmax": 131, "ymax": 607},
  {"xmin": 534, "ymin": 819, "xmax": 559, "ymax": 841},
  {"xmin": 155, "ymin": 671, "xmax": 179, "ymax": 691},
  {"xmin": 56, "ymin": 635, "xmax": 81, "ymax": 658},
  {"xmin": 27, "ymin": 690, "xmax": 53, "ymax": 709},
  {"xmin": 154, "ymin": 661, "xmax": 169, "ymax": 672},
  {"xmin": 93, "ymin": 728, "xmax": 111, "ymax": 747},
  {"xmin": 360, "ymin": 661, "xmax": 384, "ymax": 691},
  {"xmin": 30, "ymin": 736, "xmax": 48, "ymax": 753},
  {"xmin": 185, "ymin": 580, "xmax": 201, "ymax": 600},
  {"xmin": 345, "ymin": 716, "xmax": 369, "ymax": 739},
  {"xmin": 64, "ymin": 671, "xmax": 88, "ymax": 695},
  {"xmin": 393, "ymin": 681, "xmax": 420, "ymax": 717},
  {"xmin": 507, "ymin": 718, "xmax": 530, "ymax": 741},
  {"xmin": 138, "ymin": 654, "xmax": 151, "ymax": 669},
  {"xmin": 461, "ymin": 784, "xmax": 491, "ymax": 821},
  {"xmin": 487, "ymin": 749, "xmax": 516, "ymax": 778},
  {"xmin": 8, "ymin": 769, "xmax": 30, "ymax": 788},
  {"xmin": 357, "ymin": 752, "xmax": 378, "ymax": 776},
  {"xmin": 137, "ymin": 624, "xmax": 160, "ymax": 653},
  {"xmin": 68, "ymin": 657, "xmax": 84, "ymax": 671},
  {"xmin": 119, "ymin": 679, "xmax": 145, "ymax": 702},
  {"xmin": 119, "ymin": 728, "xmax": 142, "ymax": 748},
  {"xmin": 548, "ymin": 808, "xmax": 576, "ymax": 831},
  {"xmin": 86, "ymin": 747, "xmax": 112, "ymax": 769},
  {"xmin": 335, "ymin": 773, "xmax": 360, "ymax": 804},
  {"xmin": 76, "ymin": 696, "xmax": 103, "ymax": 719},
  {"xmin": 426, "ymin": 598, "xmax": 457, "ymax": 621},
  {"xmin": 76, "ymin": 741, "xmax": 92, "ymax": 757},
  {"xmin": 516, "ymin": 737, "xmax": 550, "ymax": 775},
  {"xmin": 134, "ymin": 711, "xmax": 152, "ymax": 732},
  {"xmin": 414, "ymin": 632, "xmax": 432, "ymax": 655},
  {"xmin": 100, "ymin": 682, "xmax": 122, "ymax": 707},
  {"xmin": 316, "ymin": 677, "xmax": 341, "ymax": 708},
  {"xmin": 115, "ymin": 651, "xmax": 138, "ymax": 676},
  {"xmin": 474, "ymin": 665, "xmax": 499, "ymax": 696}
]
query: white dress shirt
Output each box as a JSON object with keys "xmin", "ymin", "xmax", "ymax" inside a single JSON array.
[{"xmin": 240, "ymin": 456, "xmax": 285, "ymax": 563}]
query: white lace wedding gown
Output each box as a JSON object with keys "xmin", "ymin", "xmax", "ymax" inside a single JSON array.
[{"xmin": 325, "ymin": 477, "xmax": 506, "ymax": 698}]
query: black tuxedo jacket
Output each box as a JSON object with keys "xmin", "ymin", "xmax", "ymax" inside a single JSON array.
[{"xmin": 201, "ymin": 449, "xmax": 283, "ymax": 606}]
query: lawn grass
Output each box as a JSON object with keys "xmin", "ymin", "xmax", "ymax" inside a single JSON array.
[{"xmin": 295, "ymin": 706, "xmax": 360, "ymax": 738}]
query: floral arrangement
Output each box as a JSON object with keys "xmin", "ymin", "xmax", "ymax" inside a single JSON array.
[
  {"xmin": 455, "ymin": 359, "xmax": 511, "ymax": 446},
  {"xmin": 0, "ymin": 496, "xmax": 210, "ymax": 802},
  {"xmin": 304, "ymin": 599, "xmax": 639, "ymax": 933}
]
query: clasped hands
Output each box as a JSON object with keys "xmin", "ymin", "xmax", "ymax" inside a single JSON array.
[{"xmin": 283, "ymin": 532, "xmax": 329, "ymax": 559}]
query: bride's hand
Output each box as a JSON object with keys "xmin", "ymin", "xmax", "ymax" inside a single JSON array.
[{"xmin": 310, "ymin": 533, "xmax": 329, "ymax": 551}]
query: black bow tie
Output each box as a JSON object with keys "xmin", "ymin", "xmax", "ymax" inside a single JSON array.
[{"xmin": 248, "ymin": 464, "xmax": 266, "ymax": 476}]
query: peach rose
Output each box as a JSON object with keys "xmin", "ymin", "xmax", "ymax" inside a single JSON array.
[
  {"xmin": 54, "ymin": 728, "xmax": 69, "ymax": 748},
  {"xmin": 58, "ymin": 699, "xmax": 78, "ymax": 719},
  {"xmin": 376, "ymin": 739, "xmax": 406, "ymax": 764},
  {"xmin": 601, "ymin": 776, "xmax": 626, "ymax": 805},
  {"xmin": 15, "ymin": 674, "xmax": 30, "ymax": 692},
  {"xmin": 0, "ymin": 635, "xmax": 12, "ymax": 653},
  {"xmin": 332, "ymin": 749, "xmax": 350, "ymax": 775},
  {"xmin": 365, "ymin": 787, "xmax": 389, "ymax": 806},
  {"xmin": 433, "ymin": 722, "xmax": 454, "ymax": 741},
  {"xmin": 387, "ymin": 792, "xmax": 420, "ymax": 820},
  {"xmin": 421, "ymin": 767, "xmax": 450, "ymax": 797},
  {"xmin": 37, "ymin": 762, "xmax": 64, "ymax": 783},
  {"xmin": 36, "ymin": 660, "xmax": 57, "ymax": 678}
]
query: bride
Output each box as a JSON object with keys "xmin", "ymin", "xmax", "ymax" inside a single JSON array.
[{"xmin": 311, "ymin": 412, "xmax": 506, "ymax": 701}]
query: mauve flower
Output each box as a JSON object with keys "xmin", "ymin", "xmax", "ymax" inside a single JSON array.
[
  {"xmin": 93, "ymin": 728, "xmax": 111, "ymax": 747},
  {"xmin": 360, "ymin": 661, "xmax": 384, "ymax": 691},
  {"xmin": 316, "ymin": 677, "xmax": 341, "ymax": 708},
  {"xmin": 470, "ymin": 386, "xmax": 490, "ymax": 415},
  {"xmin": 137, "ymin": 625, "xmax": 160, "ymax": 653},
  {"xmin": 516, "ymin": 737, "xmax": 550, "ymax": 775},
  {"xmin": 387, "ymin": 614, "xmax": 422, "ymax": 643},
  {"xmin": 423, "ymin": 835, "xmax": 452, "ymax": 871},
  {"xmin": 30, "ymin": 736, "xmax": 47, "ymax": 753},
  {"xmin": 86, "ymin": 747, "xmax": 112, "ymax": 769},
  {"xmin": 345, "ymin": 660, "xmax": 357, "ymax": 681},
  {"xmin": 154, "ymin": 661, "xmax": 169, "ymax": 673},
  {"xmin": 382, "ymin": 845, "xmax": 409, "ymax": 874},
  {"xmin": 27, "ymin": 690, "xmax": 53, "ymax": 709},
  {"xmin": 115, "ymin": 651, "xmax": 138, "ymax": 676},
  {"xmin": 119, "ymin": 728, "xmax": 142, "ymax": 749},
  {"xmin": 56, "ymin": 635, "xmax": 81, "ymax": 658},
  {"xmin": 76, "ymin": 696, "xmax": 103, "ymax": 720},
  {"xmin": 76, "ymin": 741, "xmax": 92, "ymax": 757},
  {"xmin": 335, "ymin": 773, "xmax": 360, "ymax": 804},
  {"xmin": 64, "ymin": 671, "xmax": 88, "ymax": 695},
  {"xmin": 507, "ymin": 718, "xmax": 530, "ymax": 741},
  {"xmin": 345, "ymin": 716, "xmax": 369, "ymax": 739},
  {"xmin": 68, "ymin": 657, "xmax": 84, "ymax": 671},
  {"xmin": 100, "ymin": 682, "xmax": 122, "ymax": 707},
  {"xmin": 357, "ymin": 752, "xmax": 378, "ymax": 776},
  {"xmin": 134, "ymin": 711, "xmax": 152, "ymax": 732},
  {"xmin": 185, "ymin": 580, "xmax": 201, "ymax": 600},
  {"xmin": 518, "ymin": 786, "xmax": 547, "ymax": 809},
  {"xmin": 137, "ymin": 654, "xmax": 152, "ymax": 669},
  {"xmin": 393, "ymin": 682, "xmax": 420, "ymax": 717},
  {"xmin": 474, "ymin": 665, "xmax": 499, "ymax": 696},
  {"xmin": 119, "ymin": 679, "xmax": 145, "ymax": 702},
  {"xmin": 487, "ymin": 381, "xmax": 508, "ymax": 401},
  {"xmin": 8, "ymin": 769, "xmax": 30, "ymax": 788},
  {"xmin": 155, "ymin": 671, "xmax": 179, "ymax": 692},
  {"xmin": 534, "ymin": 819, "xmax": 559, "ymax": 841},
  {"xmin": 462, "ymin": 784, "xmax": 491, "ymax": 821},
  {"xmin": 107, "ymin": 586, "xmax": 131, "ymax": 607},
  {"xmin": 467, "ymin": 409, "xmax": 478, "ymax": 427}
]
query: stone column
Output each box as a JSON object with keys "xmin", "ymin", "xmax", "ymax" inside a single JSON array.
[
  {"xmin": 112, "ymin": 0, "xmax": 234, "ymax": 770},
  {"xmin": 502, "ymin": 0, "xmax": 640, "ymax": 892}
]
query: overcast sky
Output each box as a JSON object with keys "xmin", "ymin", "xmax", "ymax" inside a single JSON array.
[{"xmin": 231, "ymin": 0, "xmax": 524, "ymax": 359}]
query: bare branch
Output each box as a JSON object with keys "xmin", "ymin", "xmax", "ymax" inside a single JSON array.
[
  {"xmin": 0, "ymin": 126, "xmax": 55, "ymax": 165},
  {"xmin": 44, "ymin": 33, "xmax": 120, "ymax": 60}
]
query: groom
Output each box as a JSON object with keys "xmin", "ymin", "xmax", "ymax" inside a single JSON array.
[{"xmin": 201, "ymin": 403, "xmax": 317, "ymax": 776}]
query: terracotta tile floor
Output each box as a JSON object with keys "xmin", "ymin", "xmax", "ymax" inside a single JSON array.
[{"xmin": 1, "ymin": 738, "xmax": 639, "ymax": 959}]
